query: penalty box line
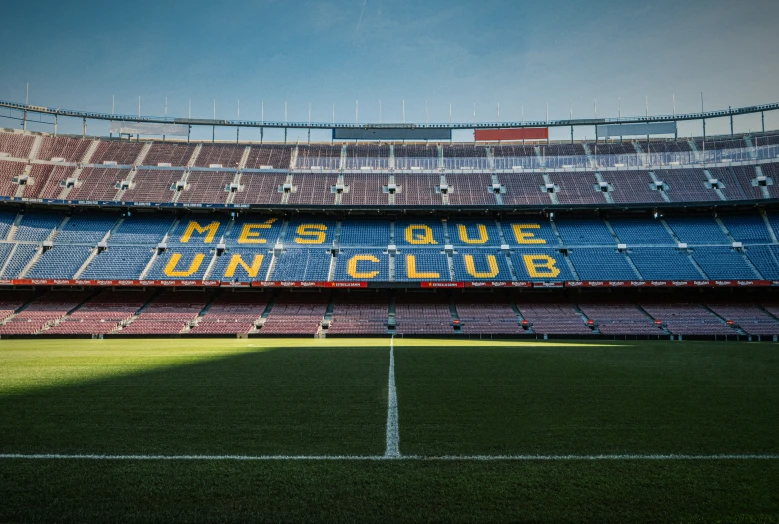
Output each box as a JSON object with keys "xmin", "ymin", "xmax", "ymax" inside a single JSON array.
[{"xmin": 1, "ymin": 454, "xmax": 779, "ymax": 461}]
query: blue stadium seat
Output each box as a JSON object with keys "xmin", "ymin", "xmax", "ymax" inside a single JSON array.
[
  {"xmin": 339, "ymin": 220, "xmax": 391, "ymax": 247},
  {"xmin": 608, "ymin": 218, "xmax": 674, "ymax": 245},
  {"xmin": 452, "ymin": 249, "xmax": 512, "ymax": 280},
  {"xmin": 554, "ymin": 218, "xmax": 615, "ymax": 245},
  {"xmin": 271, "ymin": 248, "xmax": 332, "ymax": 281},
  {"xmin": 510, "ymin": 248, "xmax": 574, "ymax": 281},
  {"xmin": 1, "ymin": 244, "xmax": 38, "ymax": 278},
  {"xmin": 500, "ymin": 219, "xmax": 559, "ymax": 246},
  {"xmin": 0, "ymin": 211, "xmax": 17, "ymax": 240},
  {"xmin": 26, "ymin": 246, "xmax": 92, "ymax": 279},
  {"xmin": 665, "ymin": 217, "xmax": 729, "ymax": 244},
  {"xmin": 285, "ymin": 218, "xmax": 337, "ymax": 247},
  {"xmin": 166, "ymin": 218, "xmax": 229, "ymax": 244},
  {"xmin": 56, "ymin": 214, "xmax": 119, "ymax": 244},
  {"xmin": 209, "ymin": 248, "xmax": 272, "ymax": 281},
  {"xmin": 395, "ymin": 219, "xmax": 445, "ymax": 247},
  {"xmin": 395, "ymin": 250, "xmax": 450, "ymax": 280},
  {"xmin": 334, "ymin": 248, "xmax": 389, "ymax": 281},
  {"xmin": 690, "ymin": 247, "xmax": 759, "ymax": 279},
  {"xmin": 223, "ymin": 217, "xmax": 283, "ymax": 246},
  {"xmin": 448, "ymin": 220, "xmax": 502, "ymax": 247},
  {"xmin": 745, "ymin": 246, "xmax": 779, "ymax": 279},
  {"xmin": 81, "ymin": 246, "xmax": 154, "ymax": 279},
  {"xmin": 627, "ymin": 248, "xmax": 703, "ymax": 279},
  {"xmin": 109, "ymin": 215, "xmax": 175, "ymax": 245},
  {"xmin": 146, "ymin": 248, "xmax": 214, "ymax": 280},
  {"xmin": 14, "ymin": 212, "xmax": 63, "ymax": 242},
  {"xmin": 568, "ymin": 248, "xmax": 638, "ymax": 280},
  {"xmin": 721, "ymin": 213, "xmax": 772, "ymax": 243}
]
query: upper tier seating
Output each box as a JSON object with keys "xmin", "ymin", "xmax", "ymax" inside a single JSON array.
[
  {"xmin": 271, "ymin": 249, "xmax": 331, "ymax": 281},
  {"xmin": 287, "ymin": 173, "xmax": 338, "ymax": 206},
  {"xmin": 143, "ymin": 143, "xmax": 196, "ymax": 166},
  {"xmin": 446, "ymin": 173, "xmax": 495, "ymax": 206},
  {"xmin": 22, "ymin": 165, "xmax": 76, "ymax": 199},
  {"xmin": 0, "ymin": 134, "xmax": 34, "ymax": 158},
  {"xmin": 89, "ymin": 141, "xmax": 144, "ymax": 165},
  {"xmin": 178, "ymin": 171, "xmax": 234, "ymax": 204},
  {"xmin": 0, "ymin": 210, "xmax": 17, "ymax": 240},
  {"xmin": 339, "ymin": 173, "xmax": 389, "ymax": 205},
  {"xmin": 232, "ymin": 172, "xmax": 287, "ymax": 205},
  {"xmin": 0, "ymin": 160, "xmax": 26, "ymax": 197},
  {"xmin": 194, "ymin": 144, "xmax": 245, "ymax": 168},
  {"xmin": 26, "ymin": 245, "xmax": 92, "ymax": 279},
  {"xmin": 36, "ymin": 136, "xmax": 91, "ymax": 162},
  {"xmin": 244, "ymin": 145, "xmax": 293, "ymax": 169},
  {"xmin": 67, "ymin": 168, "xmax": 127, "ymax": 201},
  {"xmin": 393, "ymin": 174, "xmax": 443, "ymax": 206},
  {"xmin": 121, "ymin": 170, "xmax": 180, "ymax": 202}
]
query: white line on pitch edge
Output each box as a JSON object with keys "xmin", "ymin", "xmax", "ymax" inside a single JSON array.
[
  {"xmin": 384, "ymin": 336, "xmax": 400, "ymax": 458},
  {"xmin": 1, "ymin": 454, "xmax": 778, "ymax": 461}
]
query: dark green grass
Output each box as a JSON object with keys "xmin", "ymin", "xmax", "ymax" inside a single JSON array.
[
  {"xmin": 395, "ymin": 340, "xmax": 779, "ymax": 456},
  {"xmin": 0, "ymin": 340, "xmax": 388, "ymax": 455},
  {"xmin": 1, "ymin": 338, "xmax": 778, "ymax": 523}
]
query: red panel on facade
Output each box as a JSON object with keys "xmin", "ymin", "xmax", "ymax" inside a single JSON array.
[{"xmin": 474, "ymin": 127, "xmax": 549, "ymax": 141}]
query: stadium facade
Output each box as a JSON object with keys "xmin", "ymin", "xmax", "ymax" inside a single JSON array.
[{"xmin": 2, "ymin": 101, "xmax": 779, "ymax": 339}]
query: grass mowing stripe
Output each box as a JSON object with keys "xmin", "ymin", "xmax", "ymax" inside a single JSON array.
[
  {"xmin": 2, "ymin": 453, "xmax": 779, "ymax": 461},
  {"xmin": 384, "ymin": 336, "xmax": 400, "ymax": 458}
]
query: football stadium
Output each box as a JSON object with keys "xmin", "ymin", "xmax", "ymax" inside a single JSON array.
[{"xmin": 2, "ymin": 1, "xmax": 779, "ymax": 522}]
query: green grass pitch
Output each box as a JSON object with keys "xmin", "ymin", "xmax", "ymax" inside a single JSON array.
[{"xmin": 1, "ymin": 338, "xmax": 778, "ymax": 523}]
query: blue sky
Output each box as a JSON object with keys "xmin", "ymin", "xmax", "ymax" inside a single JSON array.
[{"xmin": 1, "ymin": 0, "xmax": 778, "ymax": 141}]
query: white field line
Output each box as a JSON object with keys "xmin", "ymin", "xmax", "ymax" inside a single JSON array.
[
  {"xmin": 1, "ymin": 454, "xmax": 778, "ymax": 461},
  {"xmin": 384, "ymin": 336, "xmax": 400, "ymax": 458}
]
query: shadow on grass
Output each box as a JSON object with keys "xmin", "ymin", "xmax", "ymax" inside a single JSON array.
[{"xmin": 0, "ymin": 345, "xmax": 388, "ymax": 457}]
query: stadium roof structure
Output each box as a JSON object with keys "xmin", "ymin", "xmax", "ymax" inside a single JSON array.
[{"xmin": 2, "ymin": 99, "xmax": 778, "ymax": 141}]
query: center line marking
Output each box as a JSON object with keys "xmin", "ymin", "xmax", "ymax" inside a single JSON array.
[{"xmin": 384, "ymin": 336, "xmax": 400, "ymax": 458}]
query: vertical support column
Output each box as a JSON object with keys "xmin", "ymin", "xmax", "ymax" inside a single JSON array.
[
  {"xmin": 284, "ymin": 128, "xmax": 287, "ymax": 144},
  {"xmin": 82, "ymin": 117, "xmax": 87, "ymax": 138},
  {"xmin": 236, "ymin": 126, "xmax": 240, "ymax": 144},
  {"xmin": 730, "ymin": 107, "xmax": 734, "ymax": 137},
  {"xmin": 187, "ymin": 125, "xmax": 191, "ymax": 144},
  {"xmin": 260, "ymin": 127, "xmax": 264, "ymax": 145},
  {"xmin": 702, "ymin": 118, "xmax": 706, "ymax": 141},
  {"xmin": 762, "ymin": 112, "xmax": 765, "ymax": 134},
  {"xmin": 570, "ymin": 126, "xmax": 573, "ymax": 144},
  {"xmin": 212, "ymin": 125, "xmax": 215, "ymax": 143},
  {"xmin": 53, "ymin": 115, "xmax": 58, "ymax": 137}
]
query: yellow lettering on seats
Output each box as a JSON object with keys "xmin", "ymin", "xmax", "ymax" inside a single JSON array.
[
  {"xmin": 511, "ymin": 224, "xmax": 546, "ymax": 244},
  {"xmin": 295, "ymin": 224, "xmax": 327, "ymax": 244},
  {"xmin": 458, "ymin": 224, "xmax": 489, "ymax": 244},
  {"xmin": 406, "ymin": 254, "xmax": 440, "ymax": 278},
  {"xmin": 238, "ymin": 219, "xmax": 277, "ymax": 244},
  {"xmin": 180, "ymin": 221, "xmax": 221, "ymax": 243},
  {"xmin": 164, "ymin": 253, "xmax": 205, "ymax": 277},
  {"xmin": 464, "ymin": 254, "xmax": 499, "ymax": 278},
  {"xmin": 347, "ymin": 255, "xmax": 380, "ymax": 279},
  {"xmin": 523, "ymin": 254, "xmax": 560, "ymax": 278},
  {"xmin": 224, "ymin": 254, "xmax": 264, "ymax": 278},
  {"xmin": 405, "ymin": 225, "xmax": 438, "ymax": 245}
]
